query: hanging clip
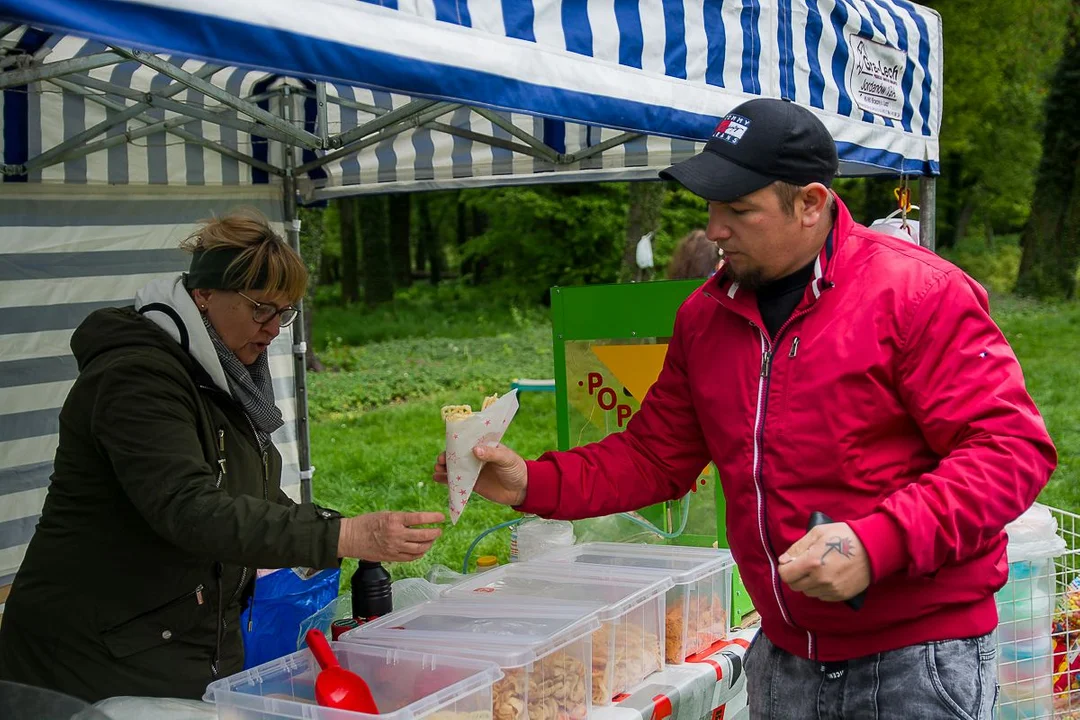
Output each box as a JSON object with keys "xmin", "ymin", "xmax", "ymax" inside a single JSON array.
[{"xmin": 893, "ymin": 181, "xmax": 914, "ymax": 230}]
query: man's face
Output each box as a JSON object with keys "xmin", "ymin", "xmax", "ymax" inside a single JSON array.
[{"xmin": 705, "ymin": 184, "xmax": 805, "ymax": 290}]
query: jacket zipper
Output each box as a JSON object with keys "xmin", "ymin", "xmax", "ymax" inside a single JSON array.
[
  {"xmin": 199, "ymin": 386, "xmax": 264, "ymax": 674},
  {"xmin": 103, "ymin": 584, "xmax": 205, "ymax": 634},
  {"xmin": 758, "ymin": 307, "xmax": 821, "ymax": 658},
  {"xmin": 705, "ymin": 289, "xmax": 822, "ymax": 658},
  {"xmin": 216, "ymin": 429, "xmax": 226, "ymax": 488}
]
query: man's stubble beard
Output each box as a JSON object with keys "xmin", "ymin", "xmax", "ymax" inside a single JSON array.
[{"xmin": 726, "ymin": 264, "xmax": 767, "ymax": 290}]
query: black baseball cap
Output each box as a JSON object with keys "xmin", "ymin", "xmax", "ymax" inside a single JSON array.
[{"xmin": 659, "ymin": 98, "xmax": 839, "ymax": 202}]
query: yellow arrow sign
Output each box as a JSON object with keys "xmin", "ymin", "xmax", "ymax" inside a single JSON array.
[{"xmin": 591, "ymin": 343, "xmax": 670, "ymax": 402}]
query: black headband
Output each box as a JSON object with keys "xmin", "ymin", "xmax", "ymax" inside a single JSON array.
[{"xmin": 185, "ymin": 248, "xmax": 269, "ymax": 290}]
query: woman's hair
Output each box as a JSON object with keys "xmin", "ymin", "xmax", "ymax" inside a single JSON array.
[
  {"xmin": 180, "ymin": 208, "xmax": 307, "ymax": 303},
  {"xmin": 667, "ymin": 229, "xmax": 718, "ymax": 280}
]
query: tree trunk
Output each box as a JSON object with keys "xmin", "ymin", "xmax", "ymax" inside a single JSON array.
[
  {"xmin": 619, "ymin": 182, "xmax": 665, "ymax": 282},
  {"xmin": 952, "ymin": 194, "xmax": 978, "ymax": 247},
  {"xmin": 359, "ymin": 195, "xmax": 395, "ymax": 306},
  {"xmin": 388, "ymin": 194, "xmax": 413, "ymax": 288},
  {"xmin": 338, "ymin": 197, "xmax": 360, "ymax": 304},
  {"xmin": 456, "ymin": 194, "xmax": 474, "ymax": 280},
  {"xmin": 1017, "ymin": 3, "xmax": 1080, "ymax": 299},
  {"xmin": 414, "ymin": 196, "xmax": 428, "ymax": 275},
  {"xmin": 418, "ymin": 198, "xmax": 444, "ymax": 285},
  {"xmin": 471, "ymin": 205, "xmax": 489, "ymax": 284},
  {"xmin": 302, "ymin": 307, "xmax": 324, "ymax": 372}
]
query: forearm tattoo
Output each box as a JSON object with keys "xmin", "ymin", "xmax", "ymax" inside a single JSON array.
[{"xmin": 821, "ymin": 536, "xmax": 855, "ymax": 565}]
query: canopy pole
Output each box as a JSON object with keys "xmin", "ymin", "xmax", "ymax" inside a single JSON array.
[
  {"xmin": 281, "ymin": 85, "xmax": 315, "ymax": 504},
  {"xmin": 919, "ymin": 177, "xmax": 937, "ymax": 252}
]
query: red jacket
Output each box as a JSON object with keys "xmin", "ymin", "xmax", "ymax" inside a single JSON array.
[{"xmin": 519, "ymin": 196, "xmax": 1057, "ymax": 662}]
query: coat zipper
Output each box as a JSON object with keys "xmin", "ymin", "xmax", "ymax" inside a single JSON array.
[
  {"xmin": 215, "ymin": 429, "xmax": 226, "ymax": 488},
  {"xmin": 103, "ymin": 584, "xmax": 205, "ymax": 634},
  {"xmin": 705, "ymin": 288, "xmax": 822, "ymax": 658},
  {"xmin": 199, "ymin": 385, "xmax": 265, "ymax": 673},
  {"xmin": 239, "ymin": 411, "xmax": 269, "ymax": 632}
]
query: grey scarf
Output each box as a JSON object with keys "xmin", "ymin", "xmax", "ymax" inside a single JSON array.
[{"xmin": 202, "ymin": 317, "xmax": 283, "ymax": 447}]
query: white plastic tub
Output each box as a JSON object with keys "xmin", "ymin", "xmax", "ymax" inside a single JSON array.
[
  {"xmin": 533, "ymin": 543, "xmax": 736, "ymax": 663},
  {"xmin": 343, "ymin": 599, "xmax": 601, "ymax": 720},
  {"xmin": 203, "ymin": 641, "xmax": 502, "ymax": 720},
  {"xmin": 443, "ymin": 563, "xmax": 672, "ymax": 702}
]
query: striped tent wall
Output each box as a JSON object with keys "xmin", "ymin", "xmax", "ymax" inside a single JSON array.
[{"xmin": 0, "ymin": 184, "xmax": 298, "ymax": 587}]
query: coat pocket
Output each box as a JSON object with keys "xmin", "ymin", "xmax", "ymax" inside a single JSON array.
[{"xmin": 101, "ymin": 584, "xmax": 208, "ymax": 659}]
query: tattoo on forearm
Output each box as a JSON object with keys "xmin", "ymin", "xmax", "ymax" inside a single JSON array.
[{"xmin": 821, "ymin": 536, "xmax": 855, "ymax": 565}]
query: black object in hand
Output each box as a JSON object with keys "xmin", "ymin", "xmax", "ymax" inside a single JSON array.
[{"xmin": 807, "ymin": 511, "xmax": 865, "ymax": 611}]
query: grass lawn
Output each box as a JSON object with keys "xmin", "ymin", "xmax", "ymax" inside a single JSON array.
[
  {"xmin": 308, "ymin": 286, "xmax": 1080, "ymax": 583},
  {"xmin": 991, "ymin": 294, "xmax": 1080, "ymax": 512}
]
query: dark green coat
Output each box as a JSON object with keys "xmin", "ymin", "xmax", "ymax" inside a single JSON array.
[{"xmin": 0, "ymin": 306, "xmax": 341, "ymax": 702}]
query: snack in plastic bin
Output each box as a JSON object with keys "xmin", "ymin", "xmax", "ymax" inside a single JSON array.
[
  {"xmin": 1054, "ymin": 577, "xmax": 1080, "ymax": 699},
  {"xmin": 442, "ymin": 390, "xmax": 520, "ymax": 524}
]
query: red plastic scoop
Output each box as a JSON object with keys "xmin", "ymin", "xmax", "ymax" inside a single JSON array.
[{"xmin": 305, "ymin": 629, "xmax": 380, "ymax": 713}]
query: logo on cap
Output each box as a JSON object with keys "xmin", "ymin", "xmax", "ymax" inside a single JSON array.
[{"xmin": 713, "ymin": 114, "xmax": 751, "ymax": 145}]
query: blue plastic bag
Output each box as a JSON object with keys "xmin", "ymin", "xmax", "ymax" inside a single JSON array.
[{"xmin": 240, "ymin": 567, "xmax": 341, "ymax": 668}]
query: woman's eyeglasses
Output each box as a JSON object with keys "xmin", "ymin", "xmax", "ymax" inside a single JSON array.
[{"xmin": 236, "ymin": 291, "xmax": 299, "ymax": 327}]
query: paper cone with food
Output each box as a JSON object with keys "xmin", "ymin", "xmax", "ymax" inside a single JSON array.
[{"xmin": 442, "ymin": 390, "xmax": 520, "ymax": 524}]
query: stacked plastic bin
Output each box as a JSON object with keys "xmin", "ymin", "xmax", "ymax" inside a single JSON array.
[
  {"xmin": 346, "ymin": 599, "xmax": 602, "ymax": 720},
  {"xmin": 441, "ymin": 562, "xmax": 673, "ymax": 703},
  {"xmin": 997, "ymin": 557, "xmax": 1056, "ymax": 719},
  {"xmin": 531, "ymin": 542, "xmax": 736, "ymax": 663},
  {"xmin": 203, "ymin": 642, "xmax": 502, "ymax": 720},
  {"xmin": 996, "ymin": 504, "xmax": 1069, "ymax": 720}
]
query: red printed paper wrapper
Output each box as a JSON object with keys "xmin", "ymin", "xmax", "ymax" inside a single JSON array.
[{"xmin": 443, "ymin": 390, "xmax": 520, "ymax": 524}]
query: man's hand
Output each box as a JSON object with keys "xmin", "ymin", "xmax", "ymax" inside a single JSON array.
[
  {"xmin": 337, "ymin": 511, "xmax": 444, "ymax": 562},
  {"xmin": 433, "ymin": 443, "xmax": 529, "ymax": 507},
  {"xmin": 777, "ymin": 522, "xmax": 871, "ymax": 602}
]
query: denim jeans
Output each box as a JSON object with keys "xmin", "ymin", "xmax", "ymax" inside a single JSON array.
[{"xmin": 744, "ymin": 631, "xmax": 998, "ymax": 719}]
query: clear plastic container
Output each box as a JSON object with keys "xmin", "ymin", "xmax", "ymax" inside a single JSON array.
[
  {"xmin": 203, "ymin": 641, "xmax": 502, "ymax": 720},
  {"xmin": 996, "ymin": 558, "xmax": 1055, "ymax": 720},
  {"xmin": 533, "ymin": 542, "xmax": 736, "ymax": 663},
  {"xmin": 443, "ymin": 563, "xmax": 672, "ymax": 703},
  {"xmin": 343, "ymin": 599, "xmax": 601, "ymax": 720}
]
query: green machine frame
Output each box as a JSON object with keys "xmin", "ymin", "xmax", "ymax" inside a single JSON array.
[{"xmin": 549, "ymin": 280, "xmax": 754, "ymax": 622}]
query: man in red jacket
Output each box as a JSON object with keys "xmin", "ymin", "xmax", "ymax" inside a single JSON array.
[{"xmin": 434, "ymin": 98, "xmax": 1057, "ymax": 719}]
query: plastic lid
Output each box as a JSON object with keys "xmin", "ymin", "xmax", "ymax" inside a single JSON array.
[
  {"xmin": 476, "ymin": 555, "xmax": 499, "ymax": 568},
  {"xmin": 443, "ymin": 563, "xmax": 673, "ymax": 621},
  {"xmin": 342, "ymin": 598, "xmax": 602, "ymax": 670},
  {"xmin": 532, "ymin": 542, "xmax": 736, "ymax": 585}
]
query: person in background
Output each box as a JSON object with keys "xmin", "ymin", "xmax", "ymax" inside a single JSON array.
[
  {"xmin": 666, "ymin": 229, "xmax": 720, "ymax": 280},
  {"xmin": 434, "ymin": 98, "xmax": 1056, "ymax": 719},
  {"xmin": 0, "ymin": 210, "xmax": 444, "ymax": 702}
]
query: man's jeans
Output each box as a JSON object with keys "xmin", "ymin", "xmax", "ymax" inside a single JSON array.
[{"xmin": 744, "ymin": 631, "xmax": 998, "ymax": 719}]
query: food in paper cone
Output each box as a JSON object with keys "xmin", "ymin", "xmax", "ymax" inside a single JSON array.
[{"xmin": 442, "ymin": 390, "xmax": 520, "ymax": 524}]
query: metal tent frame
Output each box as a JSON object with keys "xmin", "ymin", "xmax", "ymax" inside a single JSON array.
[{"xmin": 0, "ymin": 0, "xmax": 942, "ymax": 513}]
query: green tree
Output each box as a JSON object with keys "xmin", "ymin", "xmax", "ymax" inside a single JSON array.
[
  {"xmin": 461, "ymin": 184, "xmax": 627, "ymax": 301},
  {"xmin": 620, "ymin": 182, "xmax": 665, "ymax": 282},
  {"xmin": 359, "ymin": 195, "xmax": 395, "ymax": 305},
  {"xmin": 1016, "ymin": 0, "xmax": 1080, "ymax": 299},
  {"xmin": 935, "ymin": 0, "xmax": 1068, "ymax": 246},
  {"xmin": 338, "ymin": 197, "xmax": 360, "ymax": 304}
]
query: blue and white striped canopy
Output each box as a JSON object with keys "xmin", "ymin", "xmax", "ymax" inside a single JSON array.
[{"xmin": 0, "ymin": 0, "xmax": 942, "ymax": 195}]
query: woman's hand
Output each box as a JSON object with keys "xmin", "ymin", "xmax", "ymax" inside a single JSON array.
[
  {"xmin": 337, "ymin": 511, "xmax": 444, "ymax": 562},
  {"xmin": 433, "ymin": 443, "xmax": 529, "ymax": 507}
]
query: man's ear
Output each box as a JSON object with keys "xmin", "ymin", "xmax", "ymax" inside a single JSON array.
[{"xmin": 798, "ymin": 184, "xmax": 832, "ymax": 227}]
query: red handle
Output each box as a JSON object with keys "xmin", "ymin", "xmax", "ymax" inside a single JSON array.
[{"xmin": 305, "ymin": 629, "xmax": 340, "ymax": 671}]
